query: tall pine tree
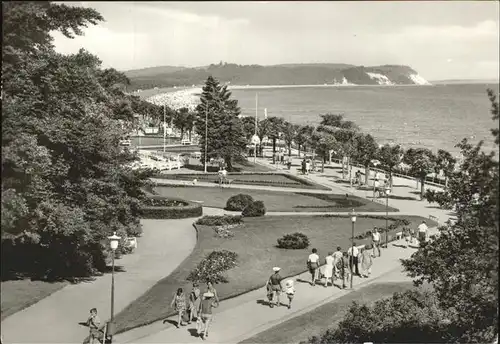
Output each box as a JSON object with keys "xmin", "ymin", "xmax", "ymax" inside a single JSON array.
[{"xmin": 195, "ymin": 76, "xmax": 247, "ymax": 170}]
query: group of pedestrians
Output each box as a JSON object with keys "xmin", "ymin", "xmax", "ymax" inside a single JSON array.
[
  {"xmin": 169, "ymin": 280, "xmax": 220, "ymax": 340},
  {"xmin": 301, "ymin": 158, "xmax": 315, "ymax": 175}
]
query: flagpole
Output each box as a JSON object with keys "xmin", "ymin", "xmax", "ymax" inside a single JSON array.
[{"xmin": 163, "ymin": 105, "xmax": 166, "ymax": 153}]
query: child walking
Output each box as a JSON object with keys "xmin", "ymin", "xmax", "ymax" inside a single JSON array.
[
  {"xmin": 284, "ymin": 279, "xmax": 296, "ymax": 309},
  {"xmin": 188, "ymin": 282, "xmax": 201, "ymax": 324},
  {"xmin": 170, "ymin": 288, "xmax": 187, "ymax": 328}
]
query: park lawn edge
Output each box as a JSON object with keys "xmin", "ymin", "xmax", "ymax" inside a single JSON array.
[
  {"xmin": 238, "ymin": 281, "xmax": 418, "ymax": 344},
  {"xmin": 0, "ymin": 280, "xmax": 69, "ymax": 322},
  {"xmin": 113, "ymin": 215, "xmax": 435, "ymax": 335}
]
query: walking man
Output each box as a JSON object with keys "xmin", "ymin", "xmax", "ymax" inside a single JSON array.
[
  {"xmin": 86, "ymin": 308, "xmax": 101, "ymax": 344},
  {"xmin": 267, "ymin": 267, "xmax": 283, "ymax": 307},
  {"xmin": 197, "ymin": 291, "xmax": 217, "ymax": 340},
  {"xmin": 347, "ymin": 244, "xmax": 360, "ymax": 276},
  {"xmin": 417, "ymin": 220, "xmax": 429, "ymax": 244},
  {"xmin": 371, "ymin": 228, "xmax": 381, "ymax": 257}
]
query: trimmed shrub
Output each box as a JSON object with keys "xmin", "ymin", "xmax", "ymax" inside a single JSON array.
[
  {"xmin": 196, "ymin": 215, "xmax": 244, "ymax": 226},
  {"xmin": 141, "ymin": 196, "xmax": 202, "ymax": 219},
  {"xmin": 242, "ymin": 200, "xmax": 266, "ymax": 217},
  {"xmin": 225, "ymin": 194, "xmax": 254, "ymax": 211},
  {"xmin": 277, "ymin": 232, "xmax": 310, "ymax": 249},
  {"xmin": 187, "ymin": 249, "xmax": 238, "ymax": 284}
]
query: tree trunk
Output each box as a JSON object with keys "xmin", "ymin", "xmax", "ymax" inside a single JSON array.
[
  {"xmin": 297, "ymin": 144, "xmax": 301, "ymax": 158},
  {"xmin": 189, "ymin": 130, "xmax": 192, "ymax": 141},
  {"xmin": 341, "ymin": 156, "xmax": 346, "ymax": 179},
  {"xmin": 272, "ymin": 138, "xmax": 277, "ymax": 153},
  {"xmin": 322, "ymin": 154, "xmax": 326, "ymax": 173},
  {"xmin": 365, "ymin": 165, "xmax": 370, "ymax": 186},
  {"xmin": 225, "ymin": 156, "xmax": 233, "ymax": 172},
  {"xmin": 420, "ymin": 177, "xmax": 425, "ymax": 200},
  {"xmin": 348, "ymin": 157, "xmax": 353, "ymax": 184},
  {"xmin": 288, "ymin": 143, "xmax": 292, "ymax": 157},
  {"xmin": 180, "ymin": 128, "xmax": 184, "ymax": 140},
  {"xmin": 389, "ymin": 170, "xmax": 393, "ymax": 189}
]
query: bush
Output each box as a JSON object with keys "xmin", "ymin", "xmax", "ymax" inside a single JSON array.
[
  {"xmin": 277, "ymin": 232, "xmax": 310, "ymax": 249},
  {"xmin": 140, "ymin": 195, "xmax": 202, "ymax": 219},
  {"xmin": 143, "ymin": 198, "xmax": 188, "ymax": 207},
  {"xmin": 242, "ymin": 200, "xmax": 266, "ymax": 217},
  {"xmin": 225, "ymin": 194, "xmax": 254, "ymax": 211},
  {"xmin": 196, "ymin": 215, "xmax": 243, "ymax": 226},
  {"xmin": 187, "ymin": 250, "xmax": 238, "ymax": 284}
]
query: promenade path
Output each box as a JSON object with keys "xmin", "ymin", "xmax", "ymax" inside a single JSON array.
[
  {"xmin": 0, "ymin": 208, "xmax": 225, "ymax": 344},
  {"xmin": 114, "ymin": 160, "xmax": 453, "ymax": 344}
]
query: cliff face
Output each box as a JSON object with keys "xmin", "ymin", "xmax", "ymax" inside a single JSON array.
[{"xmin": 126, "ymin": 63, "xmax": 431, "ymax": 90}]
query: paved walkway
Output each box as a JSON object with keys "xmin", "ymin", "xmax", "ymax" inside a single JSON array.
[
  {"xmin": 116, "ymin": 233, "xmax": 437, "ymax": 344},
  {"xmin": 113, "ymin": 158, "xmax": 453, "ymax": 344},
  {"xmin": 0, "ymin": 208, "xmax": 225, "ymax": 344}
]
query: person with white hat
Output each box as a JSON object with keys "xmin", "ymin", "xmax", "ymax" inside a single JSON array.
[
  {"xmin": 196, "ymin": 290, "xmax": 217, "ymax": 340},
  {"xmin": 266, "ymin": 267, "xmax": 283, "ymax": 308}
]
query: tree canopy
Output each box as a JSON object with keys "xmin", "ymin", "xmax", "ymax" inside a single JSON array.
[
  {"xmin": 195, "ymin": 76, "xmax": 247, "ymax": 170},
  {"xmin": 1, "ymin": 2, "xmax": 155, "ymax": 280}
]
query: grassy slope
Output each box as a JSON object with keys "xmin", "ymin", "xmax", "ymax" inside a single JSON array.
[
  {"xmin": 113, "ymin": 215, "xmax": 430, "ymax": 333},
  {"xmin": 155, "ymin": 186, "xmax": 398, "ymax": 212},
  {"xmin": 239, "ymin": 282, "xmax": 416, "ymax": 344},
  {"xmin": 1, "ymin": 280, "xmax": 68, "ymax": 321}
]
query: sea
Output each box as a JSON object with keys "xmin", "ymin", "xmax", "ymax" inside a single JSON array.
[{"xmin": 229, "ymin": 84, "xmax": 499, "ymax": 156}]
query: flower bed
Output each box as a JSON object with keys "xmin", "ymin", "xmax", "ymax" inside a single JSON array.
[{"xmin": 141, "ymin": 195, "xmax": 202, "ymax": 219}]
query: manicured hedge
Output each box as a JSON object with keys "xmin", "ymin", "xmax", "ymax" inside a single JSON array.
[
  {"xmin": 141, "ymin": 195, "xmax": 202, "ymax": 219},
  {"xmin": 196, "ymin": 215, "xmax": 244, "ymax": 226}
]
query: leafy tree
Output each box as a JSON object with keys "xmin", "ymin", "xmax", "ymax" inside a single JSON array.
[
  {"xmin": 377, "ymin": 143, "xmax": 403, "ymax": 188},
  {"xmin": 434, "ymin": 149, "xmax": 457, "ymax": 188},
  {"xmin": 319, "ymin": 114, "xmax": 360, "ymax": 179},
  {"xmin": 241, "ymin": 116, "xmax": 257, "ymax": 142},
  {"xmin": 173, "ymin": 107, "xmax": 196, "ymax": 141},
  {"xmin": 488, "ymin": 89, "xmax": 499, "ymax": 145},
  {"xmin": 256, "ymin": 119, "xmax": 270, "ymax": 156},
  {"xmin": 403, "ymin": 148, "xmax": 436, "ymax": 200},
  {"xmin": 306, "ymin": 289, "xmax": 457, "ymax": 344},
  {"xmin": 1, "ymin": 2, "xmax": 152, "ymax": 280},
  {"xmin": 403, "ymin": 90, "xmax": 499, "ymax": 343},
  {"xmin": 295, "ymin": 124, "xmax": 315, "ymax": 157},
  {"xmin": 352, "ymin": 133, "xmax": 378, "ymax": 185},
  {"xmin": 282, "ymin": 121, "xmax": 299, "ymax": 156},
  {"xmin": 261, "ymin": 116, "xmax": 285, "ymax": 153},
  {"xmin": 311, "ymin": 130, "xmax": 337, "ymax": 172},
  {"xmin": 195, "ymin": 76, "xmax": 247, "ymax": 171}
]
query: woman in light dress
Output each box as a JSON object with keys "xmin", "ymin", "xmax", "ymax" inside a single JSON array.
[
  {"xmin": 323, "ymin": 252, "xmax": 335, "ymax": 287},
  {"xmin": 360, "ymin": 245, "xmax": 373, "ymax": 278},
  {"xmin": 307, "ymin": 248, "xmax": 320, "ymax": 286}
]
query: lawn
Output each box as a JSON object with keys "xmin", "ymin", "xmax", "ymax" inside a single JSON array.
[
  {"xmin": 155, "ymin": 172, "xmax": 329, "ymax": 190},
  {"xmin": 183, "ymin": 158, "xmax": 274, "ymax": 173},
  {"xmin": 1, "ymin": 279, "xmax": 68, "ymax": 321},
  {"xmin": 113, "ymin": 215, "xmax": 432, "ymax": 333},
  {"xmin": 154, "ymin": 186, "xmax": 398, "ymax": 212},
  {"xmin": 239, "ymin": 282, "xmax": 416, "ymax": 344}
]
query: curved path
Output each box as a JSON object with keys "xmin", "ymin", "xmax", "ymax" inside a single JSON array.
[
  {"xmin": 0, "ymin": 210, "xmax": 223, "ymax": 344},
  {"xmin": 114, "ymin": 158, "xmax": 453, "ymax": 343}
]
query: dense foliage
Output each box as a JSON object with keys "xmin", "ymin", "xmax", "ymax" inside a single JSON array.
[
  {"xmin": 242, "ymin": 200, "xmax": 267, "ymax": 217},
  {"xmin": 186, "ymin": 250, "xmax": 238, "ymax": 284},
  {"xmin": 225, "ymin": 194, "xmax": 255, "ymax": 211},
  {"xmin": 305, "ymin": 290, "xmax": 456, "ymax": 344},
  {"xmin": 307, "ymin": 90, "xmax": 499, "ymax": 343},
  {"xmin": 1, "ymin": 2, "xmax": 159, "ymax": 280},
  {"xmin": 195, "ymin": 215, "xmax": 244, "ymax": 226},
  {"xmin": 195, "ymin": 76, "xmax": 247, "ymax": 171},
  {"xmin": 277, "ymin": 232, "xmax": 310, "ymax": 249}
]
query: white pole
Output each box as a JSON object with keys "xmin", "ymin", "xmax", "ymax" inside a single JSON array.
[
  {"xmin": 163, "ymin": 105, "xmax": 166, "ymax": 153},
  {"xmin": 204, "ymin": 105, "xmax": 208, "ymax": 173},
  {"xmin": 255, "ymin": 93, "xmax": 258, "ymax": 163}
]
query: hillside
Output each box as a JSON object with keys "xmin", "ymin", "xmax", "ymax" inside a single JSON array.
[{"xmin": 126, "ymin": 63, "xmax": 431, "ymax": 90}]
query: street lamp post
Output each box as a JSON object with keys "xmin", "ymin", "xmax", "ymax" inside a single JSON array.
[
  {"xmin": 163, "ymin": 105, "xmax": 167, "ymax": 153},
  {"xmin": 384, "ymin": 186, "xmax": 391, "ymax": 248},
  {"xmin": 350, "ymin": 209, "xmax": 357, "ymax": 289},
  {"xmin": 204, "ymin": 105, "xmax": 209, "ymax": 173},
  {"xmin": 107, "ymin": 232, "xmax": 121, "ymax": 342}
]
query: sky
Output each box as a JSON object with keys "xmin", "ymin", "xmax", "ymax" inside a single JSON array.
[{"xmin": 52, "ymin": 1, "xmax": 500, "ymax": 81}]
